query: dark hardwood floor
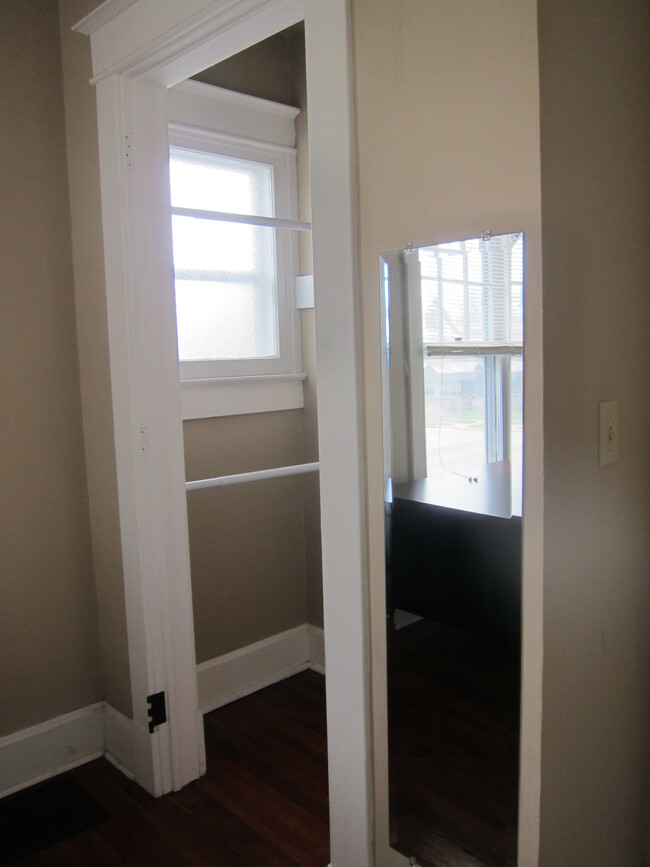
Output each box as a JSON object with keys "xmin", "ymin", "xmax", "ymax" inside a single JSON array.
[
  {"xmin": 8, "ymin": 631, "xmax": 519, "ymax": 867},
  {"xmin": 388, "ymin": 617, "xmax": 520, "ymax": 867},
  {"xmin": 10, "ymin": 671, "xmax": 329, "ymax": 867}
]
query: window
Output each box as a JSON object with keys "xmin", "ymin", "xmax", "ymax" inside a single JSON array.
[
  {"xmin": 170, "ymin": 149, "xmax": 278, "ymax": 368},
  {"xmin": 167, "ymin": 80, "xmax": 306, "ymax": 418},
  {"xmin": 419, "ymin": 234, "xmax": 523, "ymax": 477}
]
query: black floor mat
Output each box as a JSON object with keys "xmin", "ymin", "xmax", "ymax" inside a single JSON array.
[{"xmin": 0, "ymin": 774, "xmax": 109, "ymax": 865}]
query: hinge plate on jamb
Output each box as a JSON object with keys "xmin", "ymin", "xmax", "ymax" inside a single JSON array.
[{"xmin": 147, "ymin": 691, "xmax": 167, "ymax": 733}]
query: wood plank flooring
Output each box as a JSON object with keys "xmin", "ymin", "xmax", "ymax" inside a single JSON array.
[
  {"xmin": 12, "ymin": 671, "xmax": 329, "ymax": 867},
  {"xmin": 8, "ymin": 632, "xmax": 520, "ymax": 867},
  {"xmin": 388, "ymin": 618, "xmax": 520, "ymax": 867}
]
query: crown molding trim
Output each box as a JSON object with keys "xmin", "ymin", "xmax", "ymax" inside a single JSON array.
[
  {"xmin": 72, "ymin": 0, "xmax": 139, "ymax": 36},
  {"xmin": 73, "ymin": 0, "xmax": 304, "ymax": 86}
]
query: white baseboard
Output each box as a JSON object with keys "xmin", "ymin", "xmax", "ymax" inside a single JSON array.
[
  {"xmin": 0, "ymin": 703, "xmax": 105, "ymax": 798},
  {"xmin": 104, "ymin": 703, "xmax": 135, "ymax": 779},
  {"xmin": 1, "ymin": 623, "xmax": 326, "ymax": 797},
  {"xmin": 307, "ymin": 623, "xmax": 325, "ymax": 674},
  {"xmin": 197, "ymin": 622, "xmax": 326, "ymax": 715}
]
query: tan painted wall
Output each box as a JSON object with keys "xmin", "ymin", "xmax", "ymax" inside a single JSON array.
[
  {"xmin": 537, "ymin": 1, "xmax": 650, "ymax": 863},
  {"xmin": 192, "ymin": 26, "xmax": 295, "ymax": 103},
  {"xmin": 58, "ymin": 0, "xmax": 132, "ymax": 718},
  {"xmin": 0, "ymin": 0, "xmax": 102, "ymax": 736},
  {"xmin": 350, "ymin": 0, "xmax": 544, "ymax": 857},
  {"xmin": 184, "ymin": 412, "xmax": 310, "ymax": 661}
]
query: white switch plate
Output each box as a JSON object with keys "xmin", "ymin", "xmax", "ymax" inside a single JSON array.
[
  {"xmin": 295, "ymin": 275, "xmax": 314, "ymax": 309},
  {"xmin": 599, "ymin": 400, "xmax": 619, "ymax": 467}
]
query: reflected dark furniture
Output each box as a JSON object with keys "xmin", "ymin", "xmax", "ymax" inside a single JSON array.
[{"xmin": 390, "ymin": 462, "xmax": 522, "ymax": 647}]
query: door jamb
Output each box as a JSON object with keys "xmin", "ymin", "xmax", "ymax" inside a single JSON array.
[{"xmin": 77, "ymin": 1, "xmax": 374, "ymax": 864}]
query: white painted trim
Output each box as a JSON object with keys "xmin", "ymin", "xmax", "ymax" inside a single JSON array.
[
  {"xmin": 72, "ymin": 0, "xmax": 138, "ymax": 35},
  {"xmin": 196, "ymin": 624, "xmax": 325, "ymax": 714},
  {"xmin": 296, "ymin": 274, "xmax": 314, "ymax": 309},
  {"xmin": 169, "ymin": 78, "xmax": 303, "ymax": 388},
  {"xmin": 82, "ymin": 0, "xmax": 305, "ymax": 87},
  {"xmin": 307, "ymin": 623, "xmax": 325, "ymax": 675},
  {"xmin": 0, "ymin": 704, "xmax": 105, "ymax": 798},
  {"xmin": 95, "ymin": 72, "xmax": 203, "ymax": 797},
  {"xmin": 180, "ymin": 373, "xmax": 305, "ymax": 419},
  {"xmin": 104, "ymin": 703, "xmax": 136, "ymax": 779},
  {"xmin": 186, "ymin": 460, "xmax": 318, "ymax": 490},
  {"xmin": 173, "ymin": 78, "xmax": 300, "ymax": 117},
  {"xmin": 80, "ymin": 3, "xmax": 372, "ymax": 865},
  {"xmin": 305, "ymin": 3, "xmax": 373, "ymax": 865},
  {"xmin": 404, "ymin": 254, "xmax": 427, "ymax": 481},
  {"xmin": 171, "ymin": 206, "xmax": 309, "ymax": 231},
  {"xmin": 169, "ymin": 79, "xmax": 299, "ymax": 146}
]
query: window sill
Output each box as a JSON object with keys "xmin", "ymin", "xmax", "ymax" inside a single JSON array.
[{"xmin": 180, "ymin": 373, "xmax": 306, "ymax": 420}]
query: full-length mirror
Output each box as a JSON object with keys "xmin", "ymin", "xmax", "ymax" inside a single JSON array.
[{"xmin": 382, "ymin": 233, "xmax": 524, "ymax": 866}]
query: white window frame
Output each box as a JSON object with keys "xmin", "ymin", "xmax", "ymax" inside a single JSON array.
[
  {"xmin": 419, "ymin": 234, "xmax": 524, "ymax": 471},
  {"xmin": 167, "ymin": 80, "xmax": 307, "ymax": 419}
]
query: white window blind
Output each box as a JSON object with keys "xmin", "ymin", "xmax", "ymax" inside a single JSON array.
[{"xmin": 420, "ymin": 233, "xmax": 523, "ymax": 354}]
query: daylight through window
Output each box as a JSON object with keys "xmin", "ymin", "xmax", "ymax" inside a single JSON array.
[
  {"xmin": 420, "ymin": 234, "xmax": 523, "ymax": 476},
  {"xmin": 170, "ymin": 148, "xmax": 278, "ymax": 363}
]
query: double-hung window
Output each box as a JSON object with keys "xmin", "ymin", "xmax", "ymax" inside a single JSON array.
[
  {"xmin": 419, "ymin": 233, "xmax": 524, "ymax": 477},
  {"xmin": 167, "ymin": 80, "xmax": 305, "ymax": 419}
]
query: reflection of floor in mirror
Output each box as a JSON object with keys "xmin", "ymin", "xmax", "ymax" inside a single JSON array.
[{"xmin": 388, "ymin": 616, "xmax": 520, "ymax": 867}]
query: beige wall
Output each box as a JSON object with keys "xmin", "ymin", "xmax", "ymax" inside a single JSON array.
[
  {"xmin": 0, "ymin": 0, "xmax": 102, "ymax": 736},
  {"xmin": 184, "ymin": 413, "xmax": 310, "ymax": 660},
  {"xmin": 58, "ymin": 0, "xmax": 132, "ymax": 718},
  {"xmin": 537, "ymin": 1, "xmax": 650, "ymax": 863}
]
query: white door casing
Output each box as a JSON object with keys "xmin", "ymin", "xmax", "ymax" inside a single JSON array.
[{"xmin": 75, "ymin": 1, "xmax": 374, "ymax": 865}]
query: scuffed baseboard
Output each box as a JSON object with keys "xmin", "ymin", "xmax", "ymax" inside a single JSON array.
[{"xmin": 197, "ymin": 622, "xmax": 325, "ymax": 715}]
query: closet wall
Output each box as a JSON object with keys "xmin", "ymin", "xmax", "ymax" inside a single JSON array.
[{"xmin": 186, "ymin": 26, "xmax": 323, "ymax": 664}]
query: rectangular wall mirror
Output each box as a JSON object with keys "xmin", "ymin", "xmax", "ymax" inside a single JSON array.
[{"xmin": 381, "ymin": 233, "xmax": 524, "ymax": 867}]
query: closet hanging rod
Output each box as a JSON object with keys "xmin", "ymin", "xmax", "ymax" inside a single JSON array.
[
  {"xmin": 171, "ymin": 206, "xmax": 312, "ymax": 233},
  {"xmin": 185, "ymin": 461, "xmax": 319, "ymax": 492}
]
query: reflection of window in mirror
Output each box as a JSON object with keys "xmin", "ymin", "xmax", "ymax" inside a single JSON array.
[{"xmin": 411, "ymin": 234, "xmax": 523, "ymax": 482}]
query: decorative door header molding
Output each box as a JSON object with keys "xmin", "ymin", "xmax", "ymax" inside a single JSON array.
[
  {"xmin": 73, "ymin": 0, "xmax": 138, "ymax": 35},
  {"xmin": 73, "ymin": 0, "xmax": 304, "ymax": 86}
]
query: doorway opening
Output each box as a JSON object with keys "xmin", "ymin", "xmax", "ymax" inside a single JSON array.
[
  {"xmin": 82, "ymin": 2, "xmax": 373, "ymax": 862},
  {"xmin": 168, "ymin": 23, "xmax": 330, "ymax": 860}
]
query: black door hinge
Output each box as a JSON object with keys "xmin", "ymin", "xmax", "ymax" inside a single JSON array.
[{"xmin": 147, "ymin": 691, "xmax": 167, "ymax": 733}]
